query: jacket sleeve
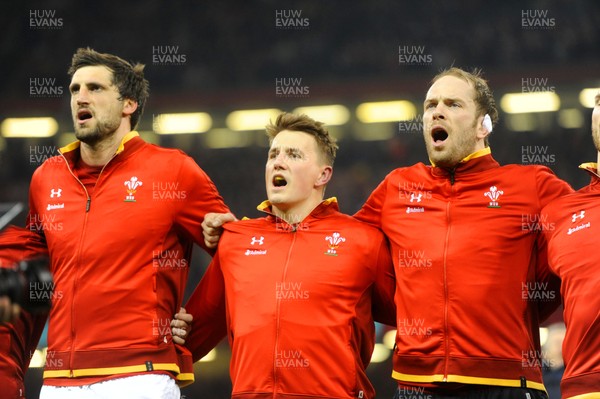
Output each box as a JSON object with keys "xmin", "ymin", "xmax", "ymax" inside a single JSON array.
[
  {"xmin": 534, "ymin": 168, "xmax": 573, "ymax": 322},
  {"xmin": 26, "ymin": 168, "xmax": 45, "ymax": 238},
  {"xmin": 173, "ymin": 155, "xmax": 230, "ymax": 255},
  {"xmin": 0, "ymin": 225, "xmax": 49, "ymax": 378},
  {"xmin": 184, "ymin": 251, "xmax": 227, "ymax": 362},
  {"xmin": 353, "ymin": 175, "xmax": 388, "ymax": 229},
  {"xmin": 371, "ymin": 236, "xmax": 396, "ymax": 327},
  {"xmin": 0, "ymin": 225, "xmax": 48, "ymax": 265}
]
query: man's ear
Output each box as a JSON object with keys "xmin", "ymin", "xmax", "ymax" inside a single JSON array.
[
  {"xmin": 122, "ymin": 98, "xmax": 138, "ymax": 117},
  {"xmin": 476, "ymin": 114, "xmax": 492, "ymax": 140},
  {"xmin": 316, "ymin": 165, "xmax": 333, "ymax": 188}
]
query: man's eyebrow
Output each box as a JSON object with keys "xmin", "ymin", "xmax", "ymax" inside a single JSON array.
[
  {"xmin": 269, "ymin": 146, "xmax": 302, "ymax": 154},
  {"xmin": 69, "ymin": 80, "xmax": 110, "ymax": 88},
  {"xmin": 424, "ymin": 96, "xmax": 464, "ymax": 105},
  {"xmin": 442, "ymin": 96, "xmax": 465, "ymax": 103}
]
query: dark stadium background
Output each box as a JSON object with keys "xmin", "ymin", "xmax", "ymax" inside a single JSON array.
[{"xmin": 1, "ymin": 1, "xmax": 599, "ymax": 398}]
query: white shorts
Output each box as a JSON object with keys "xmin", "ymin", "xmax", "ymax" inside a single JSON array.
[{"xmin": 40, "ymin": 374, "xmax": 180, "ymax": 399}]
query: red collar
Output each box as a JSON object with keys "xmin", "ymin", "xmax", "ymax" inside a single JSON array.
[
  {"xmin": 431, "ymin": 153, "xmax": 500, "ymax": 179},
  {"xmin": 258, "ymin": 197, "xmax": 340, "ymax": 225}
]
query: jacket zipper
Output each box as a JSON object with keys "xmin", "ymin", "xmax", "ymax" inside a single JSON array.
[
  {"xmin": 442, "ymin": 168, "xmax": 456, "ymax": 382},
  {"xmin": 59, "ymin": 151, "xmax": 116, "ymax": 376},
  {"xmin": 448, "ymin": 168, "xmax": 456, "ymax": 185},
  {"xmin": 273, "ymin": 223, "xmax": 298, "ymax": 396}
]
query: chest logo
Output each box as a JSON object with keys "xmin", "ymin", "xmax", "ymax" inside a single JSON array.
[
  {"xmin": 409, "ymin": 192, "xmax": 422, "ymax": 203},
  {"xmin": 47, "ymin": 187, "xmax": 64, "ymax": 210},
  {"xmin": 567, "ymin": 210, "xmax": 590, "ymax": 235},
  {"xmin": 124, "ymin": 176, "xmax": 143, "ymax": 202},
  {"xmin": 484, "ymin": 186, "xmax": 504, "ymax": 208},
  {"xmin": 571, "ymin": 210, "xmax": 585, "ymax": 222},
  {"xmin": 325, "ymin": 232, "xmax": 346, "ymax": 256},
  {"xmin": 406, "ymin": 192, "xmax": 426, "ymax": 213},
  {"xmin": 245, "ymin": 236, "xmax": 267, "ymax": 255}
]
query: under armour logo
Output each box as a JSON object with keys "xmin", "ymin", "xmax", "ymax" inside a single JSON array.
[
  {"xmin": 410, "ymin": 193, "xmax": 422, "ymax": 203},
  {"xmin": 251, "ymin": 236, "xmax": 264, "ymax": 245},
  {"xmin": 50, "ymin": 188, "xmax": 62, "ymax": 198},
  {"xmin": 572, "ymin": 211, "xmax": 585, "ymax": 223}
]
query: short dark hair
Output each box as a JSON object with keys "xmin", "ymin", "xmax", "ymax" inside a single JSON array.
[
  {"xmin": 265, "ymin": 112, "xmax": 338, "ymax": 166},
  {"xmin": 68, "ymin": 48, "xmax": 149, "ymax": 130},
  {"xmin": 432, "ymin": 67, "xmax": 498, "ymax": 146}
]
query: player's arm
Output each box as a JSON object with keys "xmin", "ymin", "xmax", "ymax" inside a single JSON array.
[
  {"xmin": 0, "ymin": 224, "xmax": 49, "ymax": 321},
  {"xmin": 533, "ymin": 168, "xmax": 572, "ymax": 320},
  {"xmin": 533, "ymin": 230, "xmax": 562, "ymax": 322},
  {"xmin": 202, "ymin": 212, "xmax": 237, "ymax": 249},
  {"xmin": 183, "ymin": 252, "xmax": 227, "ymax": 362},
  {"xmin": 0, "ymin": 225, "xmax": 49, "ymax": 376},
  {"xmin": 371, "ymin": 236, "xmax": 396, "ymax": 327},
  {"xmin": 173, "ymin": 156, "xmax": 231, "ymax": 254}
]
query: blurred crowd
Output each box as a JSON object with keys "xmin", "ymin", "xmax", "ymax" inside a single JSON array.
[{"xmin": 2, "ymin": 1, "xmax": 599, "ymax": 97}]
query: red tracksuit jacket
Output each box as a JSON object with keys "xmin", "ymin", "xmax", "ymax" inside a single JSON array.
[
  {"xmin": 541, "ymin": 163, "xmax": 600, "ymax": 399},
  {"xmin": 355, "ymin": 148, "xmax": 572, "ymax": 390},
  {"xmin": 185, "ymin": 199, "xmax": 396, "ymax": 399},
  {"xmin": 26, "ymin": 131, "xmax": 228, "ymax": 386}
]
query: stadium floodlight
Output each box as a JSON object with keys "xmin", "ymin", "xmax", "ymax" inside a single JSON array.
[
  {"xmin": 198, "ymin": 347, "xmax": 217, "ymax": 363},
  {"xmin": 1, "ymin": 117, "xmax": 58, "ymax": 137},
  {"xmin": 153, "ymin": 112, "xmax": 212, "ymax": 134},
  {"xmin": 539, "ymin": 327, "xmax": 548, "ymax": 347},
  {"xmin": 226, "ymin": 108, "xmax": 282, "ymax": 131},
  {"xmin": 205, "ymin": 128, "xmax": 254, "ymax": 149},
  {"xmin": 500, "ymin": 92, "xmax": 560, "ymax": 114},
  {"xmin": 292, "ymin": 105, "xmax": 350, "ymax": 126},
  {"xmin": 382, "ymin": 329, "xmax": 396, "ymax": 350},
  {"xmin": 356, "ymin": 100, "xmax": 417, "ymax": 123},
  {"xmin": 504, "ymin": 114, "xmax": 537, "ymax": 132},
  {"xmin": 558, "ymin": 109, "xmax": 584, "ymax": 129},
  {"xmin": 353, "ymin": 125, "xmax": 395, "ymax": 141},
  {"xmin": 579, "ymin": 88, "xmax": 600, "ymax": 108},
  {"xmin": 370, "ymin": 343, "xmax": 391, "ymax": 363},
  {"xmin": 29, "ymin": 348, "xmax": 47, "ymax": 368}
]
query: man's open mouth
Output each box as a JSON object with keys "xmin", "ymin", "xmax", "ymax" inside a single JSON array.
[
  {"xmin": 77, "ymin": 109, "xmax": 93, "ymax": 122},
  {"xmin": 273, "ymin": 175, "xmax": 287, "ymax": 187},
  {"xmin": 432, "ymin": 127, "xmax": 448, "ymax": 143}
]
